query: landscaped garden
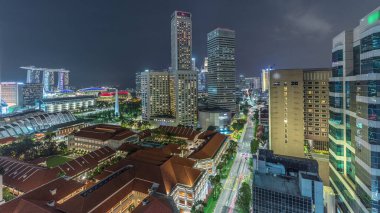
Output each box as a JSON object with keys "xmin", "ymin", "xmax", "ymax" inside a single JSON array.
[{"xmin": 46, "ymin": 155, "xmax": 72, "ymax": 168}]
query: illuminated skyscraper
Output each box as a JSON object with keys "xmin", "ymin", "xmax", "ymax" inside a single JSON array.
[
  {"xmin": 261, "ymin": 68, "xmax": 271, "ymax": 93},
  {"xmin": 329, "ymin": 7, "xmax": 380, "ymax": 212},
  {"xmin": 207, "ymin": 28, "xmax": 236, "ymax": 113},
  {"xmin": 170, "ymin": 10, "xmax": 197, "ymax": 126},
  {"xmin": 171, "ymin": 11, "xmax": 192, "ymax": 71},
  {"xmin": 140, "ymin": 11, "xmax": 197, "ymax": 127}
]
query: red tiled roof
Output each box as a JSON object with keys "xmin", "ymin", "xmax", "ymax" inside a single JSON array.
[
  {"xmin": 56, "ymin": 146, "xmax": 115, "ymax": 177},
  {"xmin": 117, "ymin": 143, "xmax": 143, "ymax": 153},
  {"xmin": 74, "ymin": 124, "xmax": 136, "ymax": 141},
  {"xmin": 197, "ymin": 130, "xmax": 217, "ymax": 140},
  {"xmin": 0, "ymin": 136, "xmax": 16, "ymax": 145},
  {"xmin": 138, "ymin": 129, "xmax": 152, "ymax": 140},
  {"xmin": 0, "ymin": 178, "xmax": 84, "ymax": 213},
  {"xmin": 133, "ymin": 196, "xmax": 174, "ymax": 213},
  {"xmin": 161, "ymin": 144, "xmax": 181, "ymax": 155},
  {"xmin": 0, "ymin": 146, "xmax": 114, "ymax": 193},
  {"xmin": 157, "ymin": 126, "xmax": 200, "ymax": 140},
  {"xmin": 188, "ymin": 133, "xmax": 227, "ymax": 160},
  {"xmin": 0, "ymin": 157, "xmax": 59, "ymax": 193},
  {"xmin": 57, "ymin": 166, "xmax": 154, "ymax": 213}
]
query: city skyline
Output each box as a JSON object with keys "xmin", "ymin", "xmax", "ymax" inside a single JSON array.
[{"xmin": 0, "ymin": 0, "xmax": 378, "ymax": 88}]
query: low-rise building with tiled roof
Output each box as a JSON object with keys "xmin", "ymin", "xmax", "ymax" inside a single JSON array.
[
  {"xmin": 0, "ymin": 157, "xmax": 59, "ymax": 195},
  {"xmin": 68, "ymin": 124, "xmax": 138, "ymax": 151},
  {"xmin": 157, "ymin": 126, "xmax": 200, "ymax": 141},
  {"xmin": 0, "ymin": 146, "xmax": 115, "ymax": 196},
  {"xmin": 188, "ymin": 132, "xmax": 229, "ymax": 175},
  {"xmin": 56, "ymin": 146, "xmax": 115, "ymax": 179},
  {"xmin": 0, "ymin": 177, "xmax": 85, "ymax": 213}
]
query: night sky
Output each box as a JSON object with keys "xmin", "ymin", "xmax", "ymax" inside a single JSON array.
[{"xmin": 0, "ymin": 0, "xmax": 378, "ymax": 88}]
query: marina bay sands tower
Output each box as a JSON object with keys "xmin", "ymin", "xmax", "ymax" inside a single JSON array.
[{"xmin": 20, "ymin": 66, "xmax": 70, "ymax": 95}]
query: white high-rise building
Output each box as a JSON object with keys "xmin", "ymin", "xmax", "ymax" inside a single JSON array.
[
  {"xmin": 140, "ymin": 70, "xmax": 171, "ymax": 121},
  {"xmin": 171, "ymin": 11, "xmax": 197, "ymax": 126},
  {"xmin": 207, "ymin": 28, "xmax": 236, "ymax": 114},
  {"xmin": 140, "ymin": 11, "xmax": 197, "ymax": 127}
]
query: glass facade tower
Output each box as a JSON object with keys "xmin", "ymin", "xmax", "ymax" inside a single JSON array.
[{"xmin": 329, "ymin": 6, "xmax": 380, "ymax": 213}]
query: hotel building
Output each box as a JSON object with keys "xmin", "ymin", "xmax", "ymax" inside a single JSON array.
[
  {"xmin": 269, "ymin": 68, "xmax": 331, "ymax": 185},
  {"xmin": 140, "ymin": 11, "xmax": 197, "ymax": 127}
]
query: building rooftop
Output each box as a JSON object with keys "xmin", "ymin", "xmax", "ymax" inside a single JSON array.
[
  {"xmin": 74, "ymin": 124, "xmax": 136, "ymax": 141},
  {"xmin": 0, "ymin": 157, "xmax": 59, "ymax": 193},
  {"xmin": 41, "ymin": 95, "xmax": 95, "ymax": 103},
  {"xmin": 257, "ymin": 149, "xmax": 319, "ymax": 174},
  {"xmin": 188, "ymin": 133, "xmax": 227, "ymax": 160},
  {"xmin": 56, "ymin": 146, "xmax": 115, "ymax": 177},
  {"xmin": 198, "ymin": 107, "xmax": 230, "ymax": 113},
  {"xmin": 157, "ymin": 126, "xmax": 200, "ymax": 140},
  {"xmin": 0, "ymin": 136, "xmax": 16, "ymax": 145},
  {"xmin": 133, "ymin": 195, "xmax": 176, "ymax": 213},
  {"xmin": 0, "ymin": 178, "xmax": 84, "ymax": 213},
  {"xmin": 253, "ymin": 172, "xmax": 301, "ymax": 197}
]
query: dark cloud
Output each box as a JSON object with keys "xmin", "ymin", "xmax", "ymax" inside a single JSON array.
[{"xmin": 0, "ymin": 0, "xmax": 378, "ymax": 88}]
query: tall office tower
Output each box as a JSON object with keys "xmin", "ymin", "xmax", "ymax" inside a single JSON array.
[
  {"xmin": 203, "ymin": 57, "xmax": 208, "ymax": 72},
  {"xmin": 252, "ymin": 77, "xmax": 261, "ymax": 90},
  {"xmin": 261, "ymin": 68, "xmax": 271, "ymax": 93},
  {"xmin": 207, "ymin": 28, "xmax": 236, "ymax": 114},
  {"xmin": 198, "ymin": 57, "xmax": 208, "ymax": 94},
  {"xmin": 171, "ymin": 70, "xmax": 198, "ymax": 126},
  {"xmin": 135, "ymin": 72, "xmax": 142, "ymax": 98},
  {"xmin": 244, "ymin": 77, "xmax": 255, "ymax": 89},
  {"xmin": 22, "ymin": 83, "xmax": 43, "ymax": 107},
  {"xmin": 329, "ymin": 7, "xmax": 380, "ymax": 212},
  {"xmin": 269, "ymin": 68, "xmax": 331, "ymax": 185},
  {"xmin": 171, "ymin": 11, "xmax": 192, "ymax": 71},
  {"xmin": 140, "ymin": 70, "xmax": 172, "ymax": 122},
  {"xmin": 0, "ymin": 82, "xmax": 24, "ymax": 107},
  {"xmin": 198, "ymin": 68, "xmax": 207, "ymax": 93},
  {"xmin": 238, "ymin": 74, "xmax": 246, "ymax": 90},
  {"xmin": 191, "ymin": 58, "xmax": 196, "ymax": 71}
]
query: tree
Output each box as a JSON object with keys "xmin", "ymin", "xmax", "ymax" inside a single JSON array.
[
  {"xmin": 207, "ymin": 126, "xmax": 217, "ymax": 131},
  {"xmin": 44, "ymin": 131, "xmax": 56, "ymax": 143},
  {"xmin": 251, "ymin": 139, "xmax": 259, "ymax": 154},
  {"xmin": 236, "ymin": 182, "xmax": 252, "ymax": 213},
  {"xmin": 191, "ymin": 200, "xmax": 206, "ymax": 213},
  {"xmin": 58, "ymin": 142, "xmax": 68, "ymax": 153}
]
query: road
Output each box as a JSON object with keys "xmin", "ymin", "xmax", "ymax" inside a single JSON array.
[{"xmin": 214, "ymin": 114, "xmax": 255, "ymax": 213}]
